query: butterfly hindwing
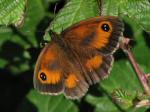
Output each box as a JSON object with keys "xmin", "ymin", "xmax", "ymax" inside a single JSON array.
[
  {"xmin": 73, "ymin": 48, "xmax": 114, "ymax": 85},
  {"xmin": 64, "ymin": 71, "xmax": 89, "ymax": 99}
]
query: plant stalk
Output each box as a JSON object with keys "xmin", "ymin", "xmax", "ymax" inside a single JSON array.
[{"xmin": 121, "ymin": 38, "xmax": 150, "ymax": 96}]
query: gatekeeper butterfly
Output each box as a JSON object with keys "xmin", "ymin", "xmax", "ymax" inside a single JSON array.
[{"xmin": 34, "ymin": 16, "xmax": 124, "ymax": 99}]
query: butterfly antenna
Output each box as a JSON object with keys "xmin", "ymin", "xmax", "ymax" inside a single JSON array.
[
  {"xmin": 54, "ymin": 2, "xmax": 64, "ymax": 32},
  {"xmin": 97, "ymin": 0, "xmax": 104, "ymax": 16},
  {"xmin": 51, "ymin": 3, "xmax": 58, "ymax": 30},
  {"xmin": 54, "ymin": 3, "xmax": 58, "ymax": 19}
]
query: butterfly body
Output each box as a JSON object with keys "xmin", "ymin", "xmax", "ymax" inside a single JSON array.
[{"xmin": 34, "ymin": 16, "xmax": 124, "ymax": 99}]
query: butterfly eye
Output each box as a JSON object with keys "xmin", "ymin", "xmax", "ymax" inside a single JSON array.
[
  {"xmin": 40, "ymin": 72, "xmax": 47, "ymax": 81},
  {"xmin": 40, "ymin": 40, "xmax": 49, "ymax": 48},
  {"xmin": 101, "ymin": 23, "xmax": 110, "ymax": 32}
]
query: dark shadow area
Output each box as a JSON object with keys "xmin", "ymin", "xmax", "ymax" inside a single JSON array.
[
  {"xmin": 78, "ymin": 97, "xmax": 95, "ymax": 112},
  {"xmin": 88, "ymin": 84, "xmax": 103, "ymax": 97},
  {"xmin": 146, "ymin": 108, "xmax": 150, "ymax": 112},
  {"xmin": 0, "ymin": 69, "xmax": 36, "ymax": 112},
  {"xmin": 0, "ymin": 33, "xmax": 39, "ymax": 112},
  {"xmin": 123, "ymin": 20, "xmax": 134, "ymax": 38},
  {"xmin": 114, "ymin": 21, "xmax": 136, "ymax": 61},
  {"xmin": 114, "ymin": 49, "xmax": 126, "ymax": 61},
  {"xmin": 10, "ymin": 25, "xmax": 33, "ymax": 46},
  {"xmin": 0, "ymin": 41, "xmax": 24, "ymax": 61},
  {"xmin": 48, "ymin": 0, "xmax": 66, "ymax": 13},
  {"xmin": 143, "ymin": 31, "xmax": 150, "ymax": 48},
  {"xmin": 35, "ymin": 0, "xmax": 66, "ymax": 46},
  {"xmin": 123, "ymin": 21, "xmax": 136, "ymax": 47},
  {"xmin": 35, "ymin": 16, "xmax": 52, "ymax": 45},
  {"xmin": 17, "ymin": 98, "xmax": 37, "ymax": 112},
  {"xmin": 0, "ymin": 41, "xmax": 29, "ymax": 71},
  {"xmin": 27, "ymin": 47, "xmax": 41, "ymax": 66}
]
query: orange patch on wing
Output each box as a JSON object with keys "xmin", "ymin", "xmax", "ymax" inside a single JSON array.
[
  {"xmin": 66, "ymin": 23, "xmax": 98, "ymax": 40},
  {"xmin": 65, "ymin": 73, "xmax": 78, "ymax": 88},
  {"xmin": 44, "ymin": 45, "xmax": 56, "ymax": 61},
  {"xmin": 38, "ymin": 69, "xmax": 61, "ymax": 84},
  {"xmin": 40, "ymin": 44, "xmax": 59, "ymax": 69},
  {"xmin": 90, "ymin": 21, "xmax": 112, "ymax": 49},
  {"xmin": 69, "ymin": 26, "xmax": 92, "ymax": 40},
  {"xmin": 86, "ymin": 55, "xmax": 103, "ymax": 70},
  {"xmin": 73, "ymin": 27, "xmax": 88, "ymax": 38}
]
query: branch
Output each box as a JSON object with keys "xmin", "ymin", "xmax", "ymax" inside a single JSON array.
[{"xmin": 120, "ymin": 38, "xmax": 150, "ymax": 96}]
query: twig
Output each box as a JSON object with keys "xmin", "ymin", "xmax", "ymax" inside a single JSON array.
[
  {"xmin": 121, "ymin": 38, "xmax": 150, "ymax": 96},
  {"xmin": 145, "ymin": 74, "xmax": 150, "ymax": 79},
  {"xmin": 135, "ymin": 99, "xmax": 150, "ymax": 108}
]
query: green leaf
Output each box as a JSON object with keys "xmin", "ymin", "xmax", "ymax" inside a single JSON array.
[
  {"xmin": 86, "ymin": 95, "xmax": 119, "ymax": 112},
  {"xmin": 102, "ymin": 0, "xmax": 150, "ymax": 32},
  {"xmin": 0, "ymin": 0, "xmax": 45, "ymax": 73},
  {"xmin": 120, "ymin": 0, "xmax": 150, "ymax": 32},
  {"xmin": 86, "ymin": 94, "xmax": 147, "ymax": 112},
  {"xmin": 50, "ymin": 0, "xmax": 99, "ymax": 32},
  {"xmin": 100, "ymin": 61, "xmax": 143, "ymax": 92},
  {"xmin": 44, "ymin": 0, "xmax": 99, "ymax": 41},
  {"xmin": 0, "ymin": 0, "xmax": 26, "ymax": 25},
  {"xmin": 20, "ymin": 90, "xmax": 78, "ymax": 112},
  {"xmin": 19, "ymin": 0, "xmax": 45, "ymax": 48}
]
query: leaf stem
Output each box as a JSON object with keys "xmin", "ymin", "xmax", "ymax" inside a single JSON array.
[{"xmin": 121, "ymin": 38, "xmax": 150, "ymax": 96}]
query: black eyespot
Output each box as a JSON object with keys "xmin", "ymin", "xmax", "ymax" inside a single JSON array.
[
  {"xmin": 40, "ymin": 72, "xmax": 47, "ymax": 81},
  {"xmin": 101, "ymin": 23, "xmax": 110, "ymax": 32}
]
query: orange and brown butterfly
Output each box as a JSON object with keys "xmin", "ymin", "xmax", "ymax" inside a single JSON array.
[{"xmin": 34, "ymin": 16, "xmax": 124, "ymax": 99}]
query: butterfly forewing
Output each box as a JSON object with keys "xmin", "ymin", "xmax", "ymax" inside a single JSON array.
[
  {"xmin": 62, "ymin": 16, "xmax": 124, "ymax": 55},
  {"xmin": 61, "ymin": 16, "xmax": 124, "ymax": 85},
  {"xmin": 34, "ymin": 42, "xmax": 65, "ymax": 95},
  {"xmin": 85, "ymin": 54, "xmax": 114, "ymax": 84}
]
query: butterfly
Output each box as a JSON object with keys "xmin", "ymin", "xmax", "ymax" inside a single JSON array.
[{"xmin": 34, "ymin": 16, "xmax": 124, "ymax": 99}]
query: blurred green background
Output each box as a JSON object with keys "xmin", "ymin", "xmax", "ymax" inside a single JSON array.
[{"xmin": 0, "ymin": 0, "xmax": 150, "ymax": 112}]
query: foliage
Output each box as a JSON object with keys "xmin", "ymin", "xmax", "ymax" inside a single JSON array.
[{"xmin": 0, "ymin": 0, "xmax": 150, "ymax": 112}]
